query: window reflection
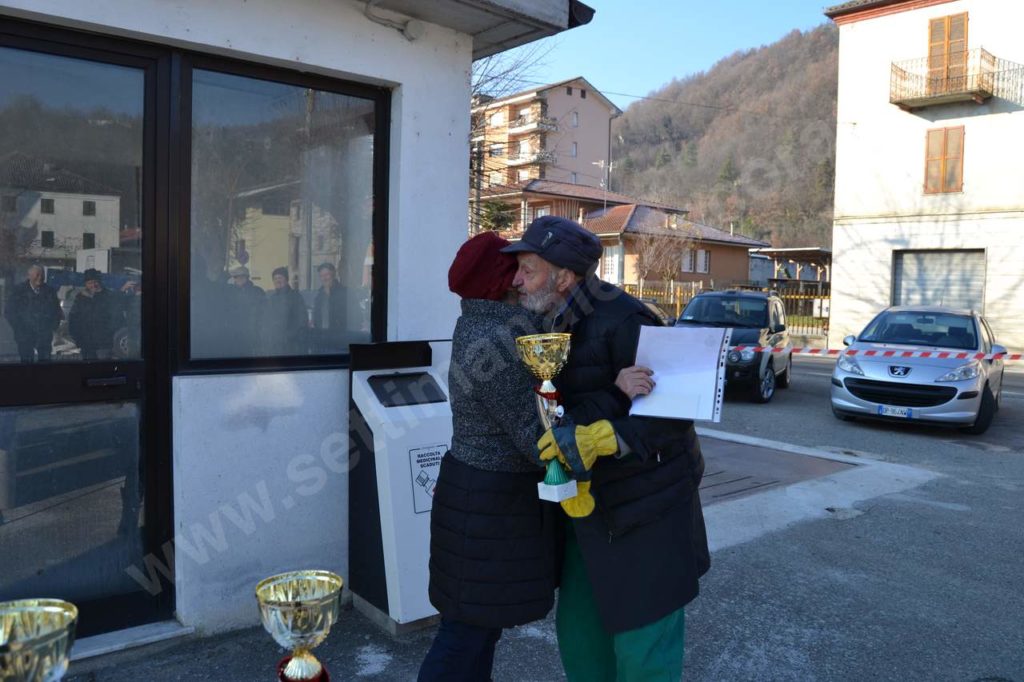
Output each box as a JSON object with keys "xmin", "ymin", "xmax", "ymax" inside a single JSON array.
[
  {"xmin": 0, "ymin": 47, "xmax": 144, "ymax": 363},
  {"xmin": 190, "ymin": 70, "xmax": 376, "ymax": 359}
]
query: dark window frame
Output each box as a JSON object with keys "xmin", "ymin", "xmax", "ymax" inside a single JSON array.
[
  {"xmin": 175, "ymin": 53, "xmax": 391, "ymax": 375},
  {"xmin": 40, "ymin": 230, "xmax": 55, "ymax": 247},
  {"xmin": 0, "ymin": 15, "xmax": 174, "ymax": 635},
  {"xmin": 40, "ymin": 197, "xmax": 55, "ymax": 214},
  {"xmin": 83, "ymin": 232, "xmax": 96, "ymax": 249},
  {"xmin": 83, "ymin": 199, "xmax": 96, "ymax": 215}
]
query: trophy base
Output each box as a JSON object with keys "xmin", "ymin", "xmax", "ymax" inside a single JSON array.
[
  {"xmin": 278, "ymin": 656, "xmax": 331, "ymax": 682},
  {"xmin": 538, "ymin": 480, "xmax": 577, "ymax": 503}
]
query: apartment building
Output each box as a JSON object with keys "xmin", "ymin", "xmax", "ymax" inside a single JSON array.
[
  {"xmin": 825, "ymin": 0, "xmax": 1024, "ymax": 349},
  {"xmin": 471, "ymin": 76, "xmax": 621, "ymax": 189}
]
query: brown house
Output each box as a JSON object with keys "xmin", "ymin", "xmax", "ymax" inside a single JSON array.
[
  {"xmin": 475, "ymin": 177, "xmax": 676, "ymax": 234},
  {"xmin": 581, "ymin": 203, "xmax": 769, "ymax": 288}
]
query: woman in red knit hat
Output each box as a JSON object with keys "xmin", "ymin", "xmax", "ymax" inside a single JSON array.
[{"xmin": 418, "ymin": 232, "xmax": 557, "ymax": 681}]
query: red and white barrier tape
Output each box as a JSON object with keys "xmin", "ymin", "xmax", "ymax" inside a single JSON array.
[{"xmin": 730, "ymin": 346, "xmax": 1024, "ymax": 361}]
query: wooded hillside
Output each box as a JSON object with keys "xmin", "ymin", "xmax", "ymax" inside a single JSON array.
[{"xmin": 612, "ymin": 24, "xmax": 839, "ymax": 248}]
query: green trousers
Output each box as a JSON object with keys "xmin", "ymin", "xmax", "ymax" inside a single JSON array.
[{"xmin": 556, "ymin": 526, "xmax": 686, "ymax": 682}]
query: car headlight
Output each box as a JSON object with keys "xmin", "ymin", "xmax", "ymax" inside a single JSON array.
[
  {"xmin": 935, "ymin": 362, "xmax": 982, "ymax": 382},
  {"xmin": 837, "ymin": 353, "xmax": 864, "ymax": 376},
  {"xmin": 727, "ymin": 351, "xmax": 741, "ymax": 363},
  {"xmin": 739, "ymin": 348, "xmax": 756, "ymax": 362}
]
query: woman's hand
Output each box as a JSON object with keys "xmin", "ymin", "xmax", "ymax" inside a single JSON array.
[{"xmin": 615, "ymin": 365, "xmax": 655, "ymax": 399}]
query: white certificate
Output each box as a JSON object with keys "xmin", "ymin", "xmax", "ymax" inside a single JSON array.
[{"xmin": 629, "ymin": 326, "xmax": 731, "ymax": 422}]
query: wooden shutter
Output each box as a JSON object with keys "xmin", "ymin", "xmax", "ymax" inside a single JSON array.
[
  {"xmin": 925, "ymin": 127, "xmax": 964, "ymax": 194},
  {"xmin": 928, "ymin": 13, "xmax": 968, "ymax": 95},
  {"xmin": 925, "ymin": 129, "xmax": 944, "ymax": 193}
]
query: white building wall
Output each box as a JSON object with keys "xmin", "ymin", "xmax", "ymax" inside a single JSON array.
[
  {"xmin": 16, "ymin": 192, "xmax": 120, "ymax": 255},
  {"xmin": 829, "ymin": 0, "xmax": 1024, "ymax": 349},
  {"xmin": 0, "ymin": 0, "xmax": 469, "ymax": 632}
]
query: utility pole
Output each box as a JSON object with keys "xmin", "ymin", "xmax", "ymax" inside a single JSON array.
[{"xmin": 473, "ymin": 141, "xmax": 483, "ymax": 234}]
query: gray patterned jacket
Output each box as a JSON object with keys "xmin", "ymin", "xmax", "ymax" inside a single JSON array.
[{"xmin": 447, "ymin": 299, "xmax": 543, "ymax": 473}]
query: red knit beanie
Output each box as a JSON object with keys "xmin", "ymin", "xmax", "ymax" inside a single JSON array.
[{"xmin": 448, "ymin": 232, "xmax": 518, "ymax": 301}]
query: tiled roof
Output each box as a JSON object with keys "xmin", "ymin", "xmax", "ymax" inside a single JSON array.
[
  {"xmin": 0, "ymin": 151, "xmax": 119, "ymax": 196},
  {"xmin": 584, "ymin": 204, "xmax": 636, "ymax": 235},
  {"xmin": 583, "ymin": 204, "xmax": 770, "ymax": 248},
  {"xmin": 481, "ymin": 179, "xmax": 680, "ymax": 211},
  {"xmin": 824, "ymin": 0, "xmax": 908, "ymax": 18},
  {"xmin": 472, "ymin": 76, "xmax": 623, "ymax": 116}
]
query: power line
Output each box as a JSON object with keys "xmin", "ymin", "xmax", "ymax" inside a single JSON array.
[{"xmin": 500, "ymin": 77, "xmax": 852, "ymax": 126}]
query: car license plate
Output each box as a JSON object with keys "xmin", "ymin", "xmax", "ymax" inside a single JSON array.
[{"xmin": 878, "ymin": 405, "xmax": 912, "ymax": 419}]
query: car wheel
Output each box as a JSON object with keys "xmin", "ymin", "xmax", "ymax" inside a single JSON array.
[
  {"xmin": 777, "ymin": 355, "xmax": 792, "ymax": 389},
  {"xmin": 831, "ymin": 404, "xmax": 854, "ymax": 422},
  {"xmin": 961, "ymin": 384, "xmax": 997, "ymax": 435},
  {"xmin": 750, "ymin": 360, "xmax": 775, "ymax": 403}
]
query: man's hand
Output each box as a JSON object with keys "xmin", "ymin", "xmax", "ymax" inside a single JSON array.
[
  {"xmin": 537, "ymin": 420, "xmax": 618, "ymax": 477},
  {"xmin": 616, "ymin": 365, "xmax": 655, "ymax": 399},
  {"xmin": 561, "ymin": 481, "xmax": 595, "ymax": 518}
]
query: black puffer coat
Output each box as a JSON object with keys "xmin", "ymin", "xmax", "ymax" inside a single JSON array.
[
  {"xmin": 549, "ymin": 277, "xmax": 711, "ymax": 634},
  {"xmin": 428, "ymin": 299, "xmax": 561, "ymax": 628}
]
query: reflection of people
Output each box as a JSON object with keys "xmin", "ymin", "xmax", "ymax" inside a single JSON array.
[
  {"xmin": 5, "ymin": 265, "xmax": 62, "ymax": 363},
  {"xmin": 263, "ymin": 266, "xmax": 307, "ymax": 355},
  {"xmin": 229, "ymin": 265, "xmax": 266, "ymax": 356},
  {"xmin": 418, "ymin": 233, "xmax": 555, "ymax": 682},
  {"xmin": 503, "ymin": 216, "xmax": 710, "ymax": 681},
  {"xmin": 311, "ymin": 262, "xmax": 347, "ymax": 353},
  {"xmin": 69, "ymin": 269, "xmax": 120, "ymax": 360}
]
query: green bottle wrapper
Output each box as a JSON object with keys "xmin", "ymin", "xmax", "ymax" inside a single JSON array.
[{"xmin": 543, "ymin": 460, "xmax": 570, "ymax": 485}]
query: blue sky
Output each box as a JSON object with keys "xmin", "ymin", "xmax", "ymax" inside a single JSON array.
[{"xmin": 524, "ymin": 0, "xmax": 833, "ymax": 110}]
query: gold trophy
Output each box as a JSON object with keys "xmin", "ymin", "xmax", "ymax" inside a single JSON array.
[
  {"xmin": 255, "ymin": 570, "xmax": 344, "ymax": 682},
  {"xmin": 514, "ymin": 333, "xmax": 578, "ymax": 502},
  {"xmin": 0, "ymin": 599, "xmax": 78, "ymax": 682}
]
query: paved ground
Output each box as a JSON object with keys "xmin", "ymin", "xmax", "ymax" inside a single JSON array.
[{"xmin": 67, "ymin": 357, "xmax": 1024, "ymax": 681}]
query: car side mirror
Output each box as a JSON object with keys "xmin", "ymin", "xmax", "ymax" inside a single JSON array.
[
  {"xmin": 991, "ymin": 344, "xmax": 1007, "ymax": 357},
  {"xmin": 843, "ymin": 335, "xmax": 856, "ymax": 346}
]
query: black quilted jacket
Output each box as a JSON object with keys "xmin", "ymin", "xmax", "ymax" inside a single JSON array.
[
  {"xmin": 548, "ymin": 277, "xmax": 711, "ymax": 634},
  {"xmin": 427, "ymin": 299, "xmax": 560, "ymax": 628}
]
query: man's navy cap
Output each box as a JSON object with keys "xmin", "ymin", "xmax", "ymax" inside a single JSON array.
[{"xmin": 500, "ymin": 215, "xmax": 602, "ymax": 275}]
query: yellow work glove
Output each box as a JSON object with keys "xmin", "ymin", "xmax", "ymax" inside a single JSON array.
[
  {"xmin": 560, "ymin": 481, "xmax": 595, "ymax": 518},
  {"xmin": 536, "ymin": 420, "xmax": 618, "ymax": 478}
]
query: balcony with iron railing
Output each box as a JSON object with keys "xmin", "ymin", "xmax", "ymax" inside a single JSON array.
[
  {"xmin": 890, "ymin": 48, "xmax": 1000, "ymax": 110},
  {"xmin": 508, "ymin": 114, "xmax": 558, "ymax": 134},
  {"xmin": 506, "ymin": 149, "xmax": 556, "ymax": 166}
]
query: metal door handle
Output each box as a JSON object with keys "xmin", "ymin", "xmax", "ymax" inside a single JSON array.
[{"xmin": 85, "ymin": 376, "xmax": 128, "ymax": 388}]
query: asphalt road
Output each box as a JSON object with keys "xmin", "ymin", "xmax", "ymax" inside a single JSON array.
[
  {"xmin": 682, "ymin": 355, "xmax": 1024, "ymax": 681},
  {"xmin": 714, "ymin": 355, "xmax": 1024, "ymax": 467}
]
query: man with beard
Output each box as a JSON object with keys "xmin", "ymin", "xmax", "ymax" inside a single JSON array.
[{"xmin": 501, "ymin": 216, "xmax": 710, "ymax": 681}]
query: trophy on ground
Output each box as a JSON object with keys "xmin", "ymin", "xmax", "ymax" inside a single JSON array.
[
  {"xmin": 0, "ymin": 599, "xmax": 78, "ymax": 682},
  {"xmin": 256, "ymin": 570, "xmax": 344, "ymax": 682},
  {"xmin": 514, "ymin": 332, "xmax": 579, "ymax": 502}
]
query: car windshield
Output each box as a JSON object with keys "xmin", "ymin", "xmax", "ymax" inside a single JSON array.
[
  {"xmin": 677, "ymin": 296, "xmax": 767, "ymax": 328},
  {"xmin": 859, "ymin": 311, "xmax": 978, "ymax": 350}
]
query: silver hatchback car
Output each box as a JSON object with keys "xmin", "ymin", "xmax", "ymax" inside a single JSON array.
[{"xmin": 830, "ymin": 307, "xmax": 1006, "ymax": 434}]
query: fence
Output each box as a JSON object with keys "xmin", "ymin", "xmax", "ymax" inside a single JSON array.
[
  {"xmin": 622, "ymin": 281, "xmax": 705, "ymax": 319},
  {"xmin": 621, "ymin": 280, "xmax": 831, "ymax": 337}
]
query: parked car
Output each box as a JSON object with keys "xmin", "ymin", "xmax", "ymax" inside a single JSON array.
[
  {"xmin": 641, "ymin": 300, "xmax": 676, "ymax": 327},
  {"xmin": 830, "ymin": 306, "xmax": 1005, "ymax": 434},
  {"xmin": 675, "ymin": 289, "xmax": 792, "ymax": 403}
]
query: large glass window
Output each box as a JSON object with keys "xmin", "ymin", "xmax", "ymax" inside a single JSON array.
[
  {"xmin": 189, "ymin": 69, "xmax": 377, "ymax": 359},
  {"xmin": 0, "ymin": 47, "xmax": 144, "ymax": 365}
]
